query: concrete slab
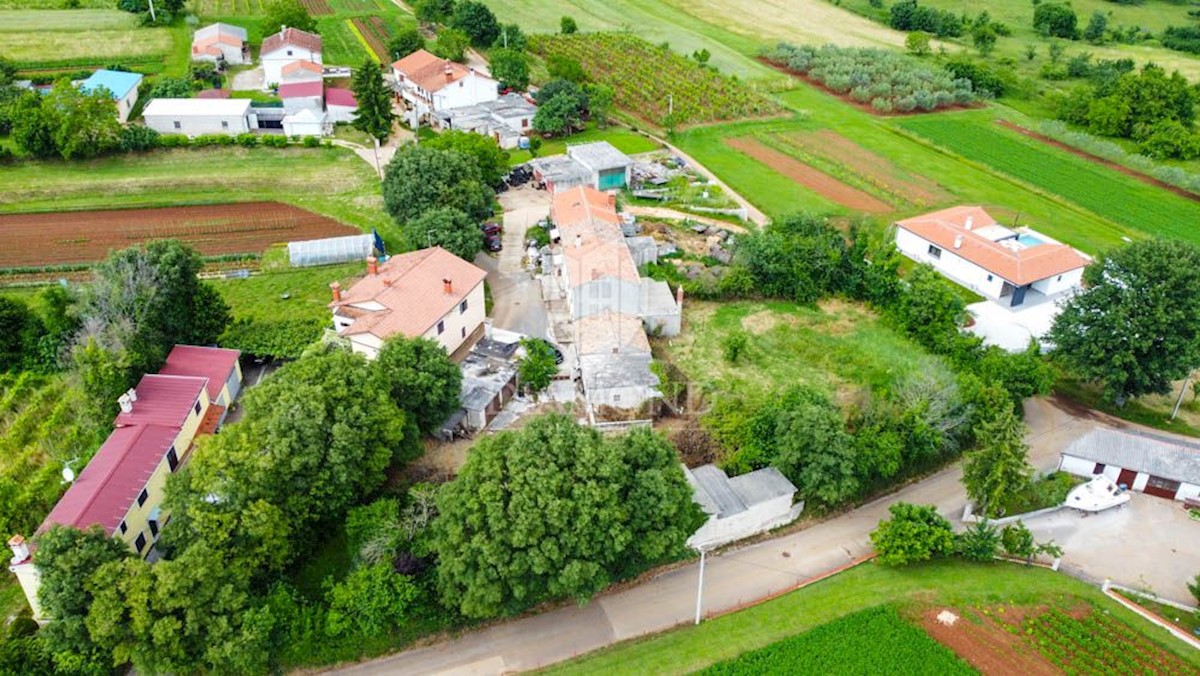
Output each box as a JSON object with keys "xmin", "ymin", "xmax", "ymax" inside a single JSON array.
[
  {"xmin": 966, "ymin": 297, "xmax": 1065, "ymax": 352},
  {"xmin": 230, "ymin": 67, "xmax": 264, "ymax": 91}
]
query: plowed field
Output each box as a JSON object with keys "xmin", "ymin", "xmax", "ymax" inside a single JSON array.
[
  {"xmin": 725, "ymin": 136, "xmax": 892, "ymax": 213},
  {"xmin": 0, "ymin": 202, "xmax": 359, "ymax": 269}
]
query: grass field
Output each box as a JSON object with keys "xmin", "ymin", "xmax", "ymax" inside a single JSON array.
[
  {"xmin": 544, "ymin": 560, "xmax": 1200, "ymax": 675},
  {"xmin": 508, "ymin": 124, "xmax": 661, "ymax": 164},
  {"xmin": 211, "ymin": 261, "xmax": 363, "ymax": 326},
  {"xmin": 0, "ymin": 146, "xmax": 398, "ymax": 245},
  {"xmin": 899, "ymin": 113, "xmax": 1200, "ymax": 248},
  {"xmin": 663, "ymin": 300, "xmax": 951, "ymax": 400},
  {"xmin": 0, "ymin": 9, "xmax": 174, "ymax": 68}
]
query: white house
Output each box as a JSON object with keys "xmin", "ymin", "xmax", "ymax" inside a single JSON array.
[
  {"xmin": 329, "ymin": 248, "xmax": 487, "ymax": 359},
  {"xmin": 1059, "ymin": 427, "xmax": 1200, "ymax": 503},
  {"xmin": 894, "ymin": 206, "xmax": 1090, "ymax": 308},
  {"xmin": 567, "ymin": 141, "xmax": 633, "ymax": 191},
  {"xmin": 261, "ymin": 27, "xmax": 322, "ymax": 86},
  {"xmin": 142, "ymin": 98, "xmax": 254, "ymax": 136},
  {"xmin": 282, "ymin": 108, "xmax": 326, "ymax": 137},
  {"xmin": 576, "ymin": 310, "xmax": 661, "ymax": 410},
  {"xmin": 191, "ymin": 23, "xmax": 249, "ymax": 66},
  {"xmin": 685, "ymin": 465, "xmax": 802, "ymax": 550},
  {"xmin": 279, "ymin": 81, "xmax": 324, "ymax": 114},
  {"xmin": 80, "ymin": 69, "xmax": 143, "ymax": 123},
  {"xmin": 434, "ymin": 92, "xmax": 536, "ymax": 149},
  {"xmin": 391, "ymin": 49, "xmax": 498, "ymax": 127}
]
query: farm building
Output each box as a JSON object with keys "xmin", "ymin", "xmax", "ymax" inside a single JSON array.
[
  {"xmin": 567, "ymin": 141, "xmax": 634, "ymax": 191},
  {"xmin": 434, "ymin": 92, "xmax": 536, "ymax": 149},
  {"xmin": 279, "ymin": 81, "xmax": 324, "ymax": 114},
  {"xmin": 191, "ymin": 23, "xmax": 249, "ymax": 66},
  {"xmin": 261, "ymin": 27, "xmax": 323, "ymax": 86},
  {"xmin": 390, "ymin": 49, "xmax": 499, "ymax": 127},
  {"xmin": 894, "ymin": 206, "xmax": 1090, "ymax": 308},
  {"xmin": 142, "ymin": 98, "xmax": 254, "ymax": 136},
  {"xmin": 279, "ymin": 59, "xmax": 324, "ymax": 84},
  {"xmin": 448, "ymin": 333, "xmax": 521, "ymax": 436},
  {"xmin": 529, "ymin": 155, "xmax": 593, "ymax": 193},
  {"xmin": 282, "ymin": 108, "xmax": 327, "ymax": 137},
  {"xmin": 684, "ymin": 465, "xmax": 802, "ymax": 550},
  {"xmin": 7, "ymin": 346, "xmax": 241, "ymax": 620},
  {"xmin": 576, "ymin": 310, "xmax": 661, "ymax": 410},
  {"xmin": 1059, "ymin": 427, "xmax": 1200, "ymax": 502},
  {"xmin": 329, "ymin": 248, "xmax": 487, "ymax": 360},
  {"xmin": 325, "ymin": 87, "xmax": 358, "ymax": 123},
  {"xmin": 80, "ymin": 69, "xmax": 143, "ymax": 123}
]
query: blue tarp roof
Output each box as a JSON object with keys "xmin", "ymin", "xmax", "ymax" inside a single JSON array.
[{"xmin": 80, "ymin": 70, "xmax": 143, "ymax": 100}]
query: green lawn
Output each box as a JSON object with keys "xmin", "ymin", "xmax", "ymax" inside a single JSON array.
[
  {"xmin": 0, "ymin": 10, "xmax": 174, "ymax": 68},
  {"xmin": 544, "ymin": 560, "xmax": 1200, "ymax": 675},
  {"xmin": 665, "ymin": 300, "xmax": 951, "ymax": 399},
  {"xmin": 211, "ymin": 261, "xmax": 364, "ymax": 325},
  {"xmin": 509, "ymin": 124, "xmax": 662, "ymax": 165}
]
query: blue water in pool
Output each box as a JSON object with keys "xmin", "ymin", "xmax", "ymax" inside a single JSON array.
[{"xmin": 1016, "ymin": 233, "xmax": 1044, "ymax": 247}]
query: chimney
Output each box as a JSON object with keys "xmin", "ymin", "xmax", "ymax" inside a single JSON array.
[
  {"xmin": 330, "ymin": 281, "xmax": 342, "ymax": 303},
  {"xmin": 118, "ymin": 393, "xmax": 133, "ymax": 414},
  {"xmin": 126, "ymin": 387, "xmax": 137, "ymax": 403},
  {"xmin": 444, "ymin": 63, "xmax": 453, "ymax": 81},
  {"xmin": 953, "ymin": 235, "xmax": 964, "ymax": 249},
  {"xmin": 366, "ymin": 256, "xmax": 378, "ymax": 276},
  {"xmin": 607, "ymin": 193, "xmax": 616, "ymax": 208},
  {"xmin": 443, "ymin": 278, "xmax": 453, "ymax": 295},
  {"xmin": 965, "ymin": 216, "xmax": 973, "ymax": 231},
  {"xmin": 7, "ymin": 534, "xmax": 30, "ymax": 565}
]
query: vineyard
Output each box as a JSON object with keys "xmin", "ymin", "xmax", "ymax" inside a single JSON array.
[
  {"xmin": 899, "ymin": 116, "xmax": 1200, "ymax": 247},
  {"xmin": 700, "ymin": 605, "xmax": 973, "ymax": 675},
  {"xmin": 300, "ymin": 0, "xmax": 332, "ymax": 16},
  {"xmin": 0, "ymin": 203, "xmax": 360, "ymax": 274},
  {"xmin": 528, "ymin": 33, "xmax": 782, "ymax": 128},
  {"xmin": 349, "ymin": 16, "xmax": 391, "ymax": 61}
]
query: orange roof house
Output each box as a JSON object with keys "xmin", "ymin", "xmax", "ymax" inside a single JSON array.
[
  {"xmin": 191, "ymin": 23, "xmax": 249, "ymax": 65},
  {"xmin": 261, "ymin": 27, "xmax": 323, "ymax": 85},
  {"xmin": 391, "ymin": 49, "xmax": 499, "ymax": 121},
  {"xmin": 330, "ymin": 248, "xmax": 487, "ymax": 360}
]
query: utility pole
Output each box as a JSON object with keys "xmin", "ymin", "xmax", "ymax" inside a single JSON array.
[
  {"xmin": 372, "ymin": 136, "xmax": 382, "ymax": 179},
  {"xmin": 1171, "ymin": 369, "xmax": 1195, "ymax": 420},
  {"xmin": 693, "ymin": 548, "xmax": 706, "ymax": 625},
  {"xmin": 147, "ymin": 0, "xmax": 156, "ymax": 22},
  {"xmin": 668, "ymin": 93, "xmax": 673, "ymax": 117}
]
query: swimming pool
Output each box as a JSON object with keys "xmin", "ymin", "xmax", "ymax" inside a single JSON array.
[{"xmin": 1016, "ymin": 233, "xmax": 1045, "ymax": 247}]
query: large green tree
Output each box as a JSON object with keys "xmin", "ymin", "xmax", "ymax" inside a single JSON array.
[
  {"xmin": 450, "ymin": 0, "xmax": 499, "ymax": 47},
  {"xmin": 0, "ymin": 296, "xmax": 45, "ymax": 372},
  {"xmin": 382, "ymin": 144, "xmax": 494, "ymax": 223},
  {"xmin": 423, "ymin": 129, "xmax": 509, "ymax": 187},
  {"xmin": 891, "ymin": 264, "xmax": 966, "ymax": 354},
  {"xmin": 1049, "ymin": 239, "xmax": 1200, "ymax": 404},
  {"xmin": 387, "ymin": 27, "xmax": 425, "ymax": 60},
  {"xmin": 33, "ymin": 525, "xmax": 130, "ymax": 674},
  {"xmin": 518, "ymin": 338, "xmax": 557, "ymax": 394},
  {"xmin": 771, "ymin": 385, "xmax": 859, "ymax": 508},
  {"xmin": 961, "ymin": 405, "xmax": 1033, "ymax": 517},
  {"xmin": 733, "ymin": 213, "xmax": 849, "ymax": 305},
  {"xmin": 433, "ymin": 415, "xmax": 703, "ymax": 618},
  {"xmin": 350, "ymin": 60, "xmax": 396, "ymax": 142},
  {"xmin": 261, "ymin": 0, "xmax": 316, "ymax": 35},
  {"xmin": 489, "ymin": 48, "xmax": 530, "ymax": 91},
  {"xmin": 532, "ymin": 92, "xmax": 584, "ymax": 136},
  {"xmin": 373, "ymin": 335, "xmax": 463, "ymax": 435},
  {"xmin": 324, "ymin": 563, "xmax": 420, "ymax": 637},
  {"xmin": 404, "ymin": 206, "xmax": 483, "ymax": 260},
  {"xmin": 10, "ymin": 81, "xmax": 120, "ymax": 160},
  {"xmin": 869, "ymin": 502, "xmax": 956, "ymax": 566}
]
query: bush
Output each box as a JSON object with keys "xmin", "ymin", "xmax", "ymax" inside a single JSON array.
[
  {"xmin": 1162, "ymin": 25, "xmax": 1200, "ymax": 55},
  {"xmin": 158, "ymin": 133, "xmax": 190, "ymax": 148},
  {"xmin": 721, "ymin": 330, "xmax": 748, "ymax": 363},
  {"xmin": 888, "ymin": 0, "xmax": 964, "ymax": 38},
  {"xmin": 236, "ymin": 133, "xmax": 258, "ymax": 147},
  {"xmin": 1034, "ymin": 3, "xmax": 1078, "ymax": 39},
  {"xmin": 302, "ymin": 135, "xmax": 320, "ymax": 147},
  {"xmin": 118, "ymin": 125, "xmax": 160, "ymax": 152},
  {"xmin": 219, "ymin": 317, "xmax": 325, "ymax": 358},
  {"xmin": 870, "ymin": 502, "xmax": 956, "ymax": 565}
]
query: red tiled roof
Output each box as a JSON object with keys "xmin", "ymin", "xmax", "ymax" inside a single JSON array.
[
  {"xmin": 325, "ymin": 87, "xmax": 357, "ymax": 108},
  {"xmin": 282, "ymin": 59, "xmax": 323, "ymax": 75},
  {"xmin": 113, "ymin": 374, "xmax": 207, "ymax": 428},
  {"xmin": 332, "ymin": 247, "xmax": 486, "ymax": 340},
  {"xmin": 262, "ymin": 27, "xmax": 322, "ymax": 56},
  {"xmin": 896, "ymin": 206, "xmax": 1090, "ymax": 285},
  {"xmin": 392, "ymin": 48, "xmax": 491, "ymax": 93},
  {"xmin": 279, "ymin": 81, "xmax": 324, "ymax": 99},
  {"xmin": 157, "ymin": 345, "xmax": 239, "ymax": 402},
  {"xmin": 552, "ymin": 186, "xmax": 621, "ymax": 241},
  {"xmin": 196, "ymin": 88, "xmax": 232, "ymax": 99},
  {"xmin": 38, "ymin": 425, "xmax": 181, "ymax": 536}
]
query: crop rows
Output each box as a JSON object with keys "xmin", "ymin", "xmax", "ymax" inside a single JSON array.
[
  {"xmin": 700, "ymin": 606, "xmax": 973, "ymax": 675},
  {"xmin": 899, "ymin": 117, "xmax": 1200, "ymax": 246},
  {"xmin": 350, "ymin": 16, "xmax": 390, "ymax": 61},
  {"xmin": 194, "ymin": 0, "xmax": 265, "ymax": 16},
  {"xmin": 1021, "ymin": 608, "xmax": 1193, "ymax": 675},
  {"xmin": 300, "ymin": 0, "xmax": 332, "ymax": 16},
  {"xmin": 528, "ymin": 33, "xmax": 781, "ymax": 127}
]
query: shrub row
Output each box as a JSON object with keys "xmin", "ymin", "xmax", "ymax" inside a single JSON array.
[{"xmin": 1033, "ymin": 119, "xmax": 1200, "ymax": 194}]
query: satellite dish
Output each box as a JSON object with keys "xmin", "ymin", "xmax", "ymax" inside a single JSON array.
[{"xmin": 61, "ymin": 465, "xmax": 76, "ymax": 484}]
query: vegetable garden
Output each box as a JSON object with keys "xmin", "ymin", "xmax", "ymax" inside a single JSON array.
[
  {"xmin": 299, "ymin": 0, "xmax": 332, "ymax": 15},
  {"xmin": 349, "ymin": 16, "xmax": 391, "ymax": 62},
  {"xmin": 899, "ymin": 116, "xmax": 1200, "ymax": 246},
  {"xmin": 528, "ymin": 33, "xmax": 782, "ymax": 128},
  {"xmin": 1019, "ymin": 606, "xmax": 1195, "ymax": 675}
]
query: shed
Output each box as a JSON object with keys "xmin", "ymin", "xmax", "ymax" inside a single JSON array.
[
  {"xmin": 142, "ymin": 98, "xmax": 253, "ymax": 136},
  {"xmin": 325, "ymin": 87, "xmax": 357, "ymax": 123},
  {"xmin": 282, "ymin": 108, "xmax": 326, "ymax": 137},
  {"xmin": 639, "ymin": 278, "xmax": 681, "ymax": 337},
  {"xmin": 278, "ymin": 80, "xmax": 324, "ymax": 114},
  {"xmin": 530, "ymin": 155, "xmax": 592, "ymax": 193},
  {"xmin": 1058, "ymin": 427, "xmax": 1200, "ymax": 502},
  {"xmin": 567, "ymin": 141, "xmax": 633, "ymax": 191},
  {"xmin": 684, "ymin": 465, "xmax": 801, "ymax": 550},
  {"xmin": 80, "ymin": 69, "xmax": 143, "ymax": 123}
]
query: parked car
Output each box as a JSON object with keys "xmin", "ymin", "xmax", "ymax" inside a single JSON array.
[
  {"xmin": 485, "ymin": 234, "xmax": 503, "ymax": 252},
  {"xmin": 481, "ymin": 222, "xmax": 502, "ymax": 236},
  {"xmin": 530, "ymin": 338, "xmax": 565, "ymax": 365}
]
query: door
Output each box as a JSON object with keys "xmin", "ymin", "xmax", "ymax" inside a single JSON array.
[
  {"xmin": 1116, "ymin": 468, "xmax": 1138, "ymax": 489},
  {"xmin": 1143, "ymin": 476, "xmax": 1181, "ymax": 500}
]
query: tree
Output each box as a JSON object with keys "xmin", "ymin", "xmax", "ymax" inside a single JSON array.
[
  {"xmin": 351, "ymin": 59, "xmax": 396, "ymax": 142},
  {"xmin": 407, "ymin": 206, "xmax": 483, "ymax": 260},
  {"xmin": 373, "ymin": 335, "xmax": 463, "ymax": 435},
  {"xmin": 972, "ymin": 24, "xmax": 997, "ymax": 56},
  {"xmin": 388, "ymin": 27, "xmax": 425, "ymax": 60},
  {"xmin": 1083, "ymin": 11, "xmax": 1108, "ymax": 44},
  {"xmin": 431, "ymin": 27, "xmax": 470, "ymax": 63},
  {"xmin": 382, "ymin": 144, "xmax": 494, "ymax": 224},
  {"xmin": 432, "ymin": 415, "xmax": 703, "ymax": 618},
  {"xmin": 732, "ymin": 213, "xmax": 849, "ymax": 305},
  {"xmin": 533, "ymin": 92, "xmax": 584, "ymax": 135},
  {"xmin": 721, "ymin": 330, "xmax": 748, "ymax": 363},
  {"xmin": 1188, "ymin": 572, "xmax": 1200, "ymax": 605},
  {"xmin": 906, "ymin": 31, "xmax": 932, "ymax": 56},
  {"xmin": 956, "ymin": 521, "xmax": 999, "ymax": 562},
  {"xmin": 1049, "ymin": 239, "xmax": 1200, "ymax": 404},
  {"xmin": 11, "ymin": 81, "xmax": 120, "ymax": 160},
  {"xmin": 489, "ymin": 47, "xmax": 530, "ymax": 91},
  {"xmin": 999, "ymin": 521, "xmax": 1061, "ymax": 564},
  {"xmin": 584, "ymin": 83, "xmax": 614, "ymax": 127},
  {"xmin": 771, "ymin": 385, "xmax": 859, "ymax": 507},
  {"xmin": 560, "ymin": 15, "xmax": 578, "ymax": 34},
  {"xmin": 414, "ymin": 0, "xmax": 454, "ymax": 23},
  {"xmin": 262, "ymin": 0, "xmax": 316, "ymax": 35},
  {"xmin": 0, "ymin": 55, "xmax": 15, "ymax": 86},
  {"xmin": 891, "ymin": 264, "xmax": 966, "ymax": 354},
  {"xmin": 869, "ymin": 502, "xmax": 956, "ymax": 566},
  {"xmin": 518, "ymin": 338, "xmax": 557, "ymax": 394},
  {"xmin": 33, "ymin": 525, "xmax": 130, "ymax": 673},
  {"xmin": 424, "ymin": 129, "xmax": 510, "ymax": 187},
  {"xmin": 146, "ymin": 76, "xmax": 193, "ymax": 100},
  {"xmin": 493, "ymin": 23, "xmax": 526, "ymax": 50},
  {"xmin": 546, "ymin": 55, "xmax": 588, "ymax": 83},
  {"xmin": 325, "ymin": 563, "xmax": 420, "ymax": 637},
  {"xmin": 10, "ymin": 90, "xmax": 57, "ymax": 159},
  {"xmin": 962, "ymin": 406, "xmax": 1032, "ymax": 517},
  {"xmin": 0, "ymin": 296, "xmax": 44, "ymax": 372},
  {"xmin": 1033, "ymin": 3, "xmax": 1078, "ymax": 39},
  {"xmin": 450, "ymin": 1, "xmax": 499, "ymax": 47}
]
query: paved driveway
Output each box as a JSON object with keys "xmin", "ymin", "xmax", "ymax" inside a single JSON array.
[{"xmin": 475, "ymin": 186, "xmax": 551, "ymax": 339}]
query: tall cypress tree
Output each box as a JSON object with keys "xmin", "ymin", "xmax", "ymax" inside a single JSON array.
[{"xmin": 351, "ymin": 59, "xmax": 396, "ymax": 142}]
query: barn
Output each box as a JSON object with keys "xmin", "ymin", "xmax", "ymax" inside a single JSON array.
[{"xmin": 1058, "ymin": 427, "xmax": 1200, "ymax": 502}]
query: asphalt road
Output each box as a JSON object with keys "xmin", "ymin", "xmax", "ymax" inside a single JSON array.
[{"xmin": 475, "ymin": 186, "xmax": 551, "ymax": 339}]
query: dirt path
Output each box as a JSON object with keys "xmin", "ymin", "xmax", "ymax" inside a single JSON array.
[
  {"xmin": 726, "ymin": 136, "xmax": 893, "ymax": 213},
  {"xmin": 638, "ymin": 131, "xmax": 768, "ymax": 227},
  {"xmin": 624, "ymin": 206, "xmax": 749, "ymax": 233}
]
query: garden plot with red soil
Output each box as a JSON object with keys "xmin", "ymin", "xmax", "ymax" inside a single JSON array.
[
  {"xmin": 0, "ymin": 202, "xmax": 359, "ymax": 269},
  {"xmin": 725, "ymin": 136, "xmax": 893, "ymax": 213},
  {"xmin": 917, "ymin": 602, "xmax": 1196, "ymax": 675}
]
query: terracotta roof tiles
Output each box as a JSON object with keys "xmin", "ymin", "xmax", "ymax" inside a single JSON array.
[{"xmin": 262, "ymin": 27, "xmax": 322, "ymax": 56}]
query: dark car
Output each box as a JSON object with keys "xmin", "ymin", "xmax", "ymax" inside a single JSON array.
[
  {"xmin": 481, "ymin": 222, "xmax": 502, "ymax": 236},
  {"xmin": 485, "ymin": 234, "xmax": 503, "ymax": 252},
  {"xmin": 531, "ymin": 338, "xmax": 565, "ymax": 365}
]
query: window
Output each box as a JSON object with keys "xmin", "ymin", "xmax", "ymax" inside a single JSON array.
[
  {"xmin": 194, "ymin": 400, "xmax": 202, "ymax": 415},
  {"xmin": 148, "ymin": 519, "xmax": 159, "ymax": 537},
  {"xmin": 119, "ymin": 521, "xmax": 127, "ymax": 535},
  {"xmin": 460, "ymin": 299, "xmax": 468, "ymax": 314},
  {"xmin": 173, "ymin": 121, "xmax": 181, "ymax": 129},
  {"xmin": 1092, "ymin": 463, "xmax": 1106, "ymax": 475},
  {"xmin": 287, "ymin": 49, "xmax": 293, "ymax": 56},
  {"xmin": 1057, "ymin": 275, "xmax": 1063, "ymax": 281},
  {"xmin": 613, "ymin": 394, "xmax": 621, "ymax": 402},
  {"xmin": 986, "ymin": 274, "xmax": 993, "ymax": 282},
  {"xmin": 522, "ymin": 118, "xmax": 529, "ymax": 129},
  {"xmin": 134, "ymin": 533, "xmax": 147, "ymax": 553},
  {"xmin": 927, "ymin": 245, "xmax": 942, "ymax": 259},
  {"xmin": 167, "ymin": 446, "xmax": 179, "ymax": 472},
  {"xmin": 137, "ymin": 488, "xmax": 149, "ymax": 507},
  {"xmin": 437, "ymin": 320, "xmax": 445, "ymax": 335},
  {"xmin": 461, "ymin": 326, "xmax": 466, "ymax": 338},
  {"xmin": 221, "ymin": 121, "xmax": 229, "ymax": 130},
  {"xmin": 459, "ymin": 81, "xmax": 464, "ymax": 88}
]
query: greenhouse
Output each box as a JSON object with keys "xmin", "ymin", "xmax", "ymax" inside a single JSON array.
[{"xmin": 288, "ymin": 234, "xmax": 374, "ymax": 267}]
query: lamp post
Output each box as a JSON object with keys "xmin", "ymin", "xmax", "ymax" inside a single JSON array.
[{"xmin": 694, "ymin": 547, "xmax": 706, "ymax": 625}]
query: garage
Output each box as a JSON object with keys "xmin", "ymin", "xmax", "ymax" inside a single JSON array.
[{"xmin": 1058, "ymin": 427, "xmax": 1200, "ymax": 503}]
